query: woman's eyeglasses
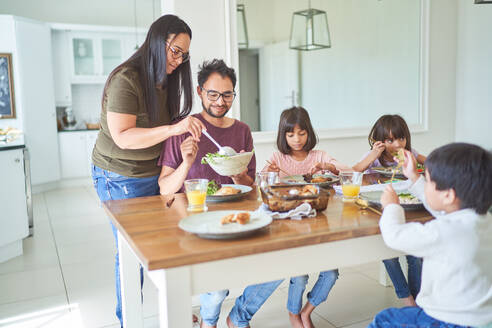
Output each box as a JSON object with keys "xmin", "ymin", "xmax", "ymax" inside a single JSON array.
[
  {"xmin": 166, "ymin": 43, "xmax": 190, "ymax": 63},
  {"xmin": 201, "ymin": 87, "xmax": 236, "ymax": 103}
]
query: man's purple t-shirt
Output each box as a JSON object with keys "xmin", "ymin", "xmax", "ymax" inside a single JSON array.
[{"xmin": 158, "ymin": 113, "xmax": 256, "ymax": 193}]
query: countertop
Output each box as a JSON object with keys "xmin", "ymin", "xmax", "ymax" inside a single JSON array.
[{"xmin": 0, "ymin": 135, "xmax": 25, "ymax": 151}]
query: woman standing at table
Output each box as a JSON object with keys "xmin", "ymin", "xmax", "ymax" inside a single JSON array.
[{"xmin": 91, "ymin": 15, "xmax": 205, "ymax": 327}]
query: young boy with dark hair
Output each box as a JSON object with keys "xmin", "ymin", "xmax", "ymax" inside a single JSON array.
[{"xmin": 370, "ymin": 142, "xmax": 492, "ymax": 327}]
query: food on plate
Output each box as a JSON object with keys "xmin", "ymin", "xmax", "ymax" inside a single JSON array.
[
  {"xmin": 236, "ymin": 212, "xmax": 251, "ymax": 225},
  {"xmin": 201, "ymin": 152, "xmax": 230, "ymax": 165},
  {"xmin": 207, "ymin": 180, "xmax": 221, "ymax": 195},
  {"xmin": 398, "ymin": 193, "xmax": 420, "ymax": 204},
  {"xmin": 302, "ymin": 173, "xmax": 313, "ymax": 182},
  {"xmin": 310, "ymin": 176, "xmax": 332, "ymax": 183},
  {"xmin": 220, "ymin": 212, "xmax": 251, "ymax": 225},
  {"xmin": 215, "ymin": 186, "xmax": 241, "ymax": 196},
  {"xmin": 394, "ymin": 148, "xmax": 406, "ymax": 164},
  {"xmin": 221, "ymin": 213, "xmax": 236, "ymax": 224}
]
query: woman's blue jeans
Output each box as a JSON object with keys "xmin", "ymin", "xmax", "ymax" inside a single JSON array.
[
  {"xmin": 92, "ymin": 165, "xmax": 159, "ymax": 327},
  {"xmin": 383, "ymin": 255, "xmax": 422, "ymax": 299},
  {"xmin": 369, "ymin": 306, "xmax": 471, "ymax": 328},
  {"xmin": 200, "ymin": 279, "xmax": 284, "ymax": 327},
  {"xmin": 287, "ymin": 269, "xmax": 339, "ymax": 314}
]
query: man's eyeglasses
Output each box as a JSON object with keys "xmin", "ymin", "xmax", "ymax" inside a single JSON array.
[
  {"xmin": 201, "ymin": 87, "xmax": 236, "ymax": 103},
  {"xmin": 166, "ymin": 42, "xmax": 190, "ymax": 63}
]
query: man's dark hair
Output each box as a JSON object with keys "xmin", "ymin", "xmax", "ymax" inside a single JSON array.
[
  {"xmin": 197, "ymin": 59, "xmax": 236, "ymax": 88},
  {"xmin": 277, "ymin": 106, "xmax": 318, "ymax": 154},
  {"xmin": 425, "ymin": 143, "xmax": 492, "ymax": 214}
]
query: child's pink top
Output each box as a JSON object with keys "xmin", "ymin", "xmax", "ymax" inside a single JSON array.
[{"xmin": 262, "ymin": 150, "xmax": 350, "ymax": 178}]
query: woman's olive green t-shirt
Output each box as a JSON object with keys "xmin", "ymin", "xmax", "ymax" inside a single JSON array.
[{"xmin": 92, "ymin": 67, "xmax": 171, "ymax": 177}]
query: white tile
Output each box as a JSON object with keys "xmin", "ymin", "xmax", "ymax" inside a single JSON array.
[
  {"xmin": 0, "ymin": 294, "xmax": 67, "ymax": 321},
  {"xmin": 62, "ymin": 259, "xmax": 114, "ymax": 293},
  {"xmin": 0, "ymin": 307, "xmax": 84, "ymax": 328},
  {"xmin": 0, "ymin": 267, "xmax": 66, "ymax": 305},
  {"xmin": 0, "ymin": 230, "xmax": 58, "ymax": 275},
  {"xmin": 32, "ymin": 193, "xmax": 49, "ymax": 223},
  {"xmin": 310, "ymin": 272, "xmax": 399, "ymax": 327},
  {"xmin": 44, "ymin": 187, "xmax": 103, "ymax": 220},
  {"xmin": 66, "ymin": 286, "xmax": 119, "ymax": 328},
  {"xmin": 52, "ymin": 221, "xmax": 113, "ymax": 246},
  {"xmin": 57, "ymin": 238, "xmax": 115, "ymax": 267},
  {"xmin": 341, "ymin": 319, "xmax": 373, "ymax": 328}
]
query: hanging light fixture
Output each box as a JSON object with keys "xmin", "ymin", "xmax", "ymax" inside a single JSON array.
[
  {"xmin": 237, "ymin": 4, "xmax": 249, "ymax": 49},
  {"xmin": 289, "ymin": 0, "xmax": 331, "ymax": 51}
]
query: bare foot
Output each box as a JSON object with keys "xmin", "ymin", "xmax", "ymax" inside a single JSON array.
[
  {"xmin": 288, "ymin": 312, "xmax": 304, "ymax": 328},
  {"xmin": 300, "ymin": 301, "xmax": 316, "ymax": 328},
  {"xmin": 226, "ymin": 315, "xmax": 250, "ymax": 328},
  {"xmin": 401, "ymin": 295, "xmax": 417, "ymax": 307},
  {"xmin": 300, "ymin": 312, "xmax": 315, "ymax": 328}
]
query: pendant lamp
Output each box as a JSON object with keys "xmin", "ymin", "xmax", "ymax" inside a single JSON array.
[
  {"xmin": 289, "ymin": 0, "xmax": 331, "ymax": 51},
  {"xmin": 237, "ymin": 4, "xmax": 249, "ymax": 49}
]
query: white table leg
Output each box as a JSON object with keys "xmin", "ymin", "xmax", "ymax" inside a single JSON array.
[
  {"xmin": 148, "ymin": 267, "xmax": 193, "ymax": 328},
  {"xmin": 118, "ymin": 231, "xmax": 144, "ymax": 328}
]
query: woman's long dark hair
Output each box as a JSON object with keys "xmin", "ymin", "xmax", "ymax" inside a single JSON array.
[
  {"xmin": 103, "ymin": 15, "xmax": 193, "ymax": 124},
  {"xmin": 368, "ymin": 114, "xmax": 412, "ymax": 167}
]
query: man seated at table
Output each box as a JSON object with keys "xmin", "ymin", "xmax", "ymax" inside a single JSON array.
[
  {"xmin": 158, "ymin": 58, "xmax": 254, "ymax": 193},
  {"xmin": 158, "ymin": 59, "xmax": 282, "ymax": 328}
]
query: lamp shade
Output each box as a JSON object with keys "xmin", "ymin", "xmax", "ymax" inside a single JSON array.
[
  {"xmin": 237, "ymin": 4, "xmax": 249, "ymax": 49},
  {"xmin": 289, "ymin": 8, "xmax": 331, "ymax": 51}
]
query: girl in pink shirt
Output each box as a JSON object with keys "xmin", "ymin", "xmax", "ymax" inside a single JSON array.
[
  {"xmin": 263, "ymin": 106, "xmax": 348, "ymax": 178},
  {"xmin": 262, "ymin": 106, "xmax": 348, "ymax": 328}
]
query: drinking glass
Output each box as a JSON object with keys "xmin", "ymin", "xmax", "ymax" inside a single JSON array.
[
  {"xmin": 339, "ymin": 171, "xmax": 364, "ymax": 202},
  {"xmin": 255, "ymin": 172, "xmax": 279, "ymax": 201},
  {"xmin": 184, "ymin": 179, "xmax": 208, "ymax": 212}
]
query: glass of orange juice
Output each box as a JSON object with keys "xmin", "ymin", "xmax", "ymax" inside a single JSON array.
[
  {"xmin": 339, "ymin": 171, "xmax": 364, "ymax": 202},
  {"xmin": 184, "ymin": 179, "xmax": 208, "ymax": 212}
]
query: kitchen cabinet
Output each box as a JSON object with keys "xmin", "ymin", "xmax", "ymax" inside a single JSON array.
[
  {"xmin": 69, "ymin": 32, "xmax": 124, "ymax": 84},
  {"xmin": 58, "ymin": 130, "xmax": 99, "ymax": 178},
  {"xmin": 52, "ymin": 30, "xmax": 72, "ymax": 105},
  {"xmin": 0, "ymin": 147, "xmax": 29, "ymax": 263}
]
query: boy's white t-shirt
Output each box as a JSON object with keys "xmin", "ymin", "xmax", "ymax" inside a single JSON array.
[{"xmin": 379, "ymin": 176, "xmax": 492, "ymax": 326}]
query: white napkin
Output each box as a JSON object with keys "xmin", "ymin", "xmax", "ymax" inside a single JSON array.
[
  {"xmin": 333, "ymin": 179, "xmax": 412, "ymax": 195},
  {"xmin": 254, "ymin": 203, "xmax": 316, "ymax": 221}
]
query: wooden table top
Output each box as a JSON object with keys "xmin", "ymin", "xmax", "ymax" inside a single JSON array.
[{"xmin": 103, "ymin": 175, "xmax": 433, "ymax": 271}]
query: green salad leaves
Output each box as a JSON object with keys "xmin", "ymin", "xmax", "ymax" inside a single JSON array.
[
  {"xmin": 207, "ymin": 180, "xmax": 221, "ymax": 195},
  {"xmin": 201, "ymin": 152, "xmax": 229, "ymax": 165}
]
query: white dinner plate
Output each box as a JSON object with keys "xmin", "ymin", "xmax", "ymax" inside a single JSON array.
[
  {"xmin": 206, "ymin": 184, "xmax": 252, "ymax": 202},
  {"xmin": 178, "ymin": 210, "xmax": 272, "ymax": 239},
  {"xmin": 359, "ymin": 190, "xmax": 424, "ymax": 210}
]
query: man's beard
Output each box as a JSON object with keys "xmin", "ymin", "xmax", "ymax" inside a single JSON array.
[{"xmin": 202, "ymin": 102, "xmax": 230, "ymax": 118}]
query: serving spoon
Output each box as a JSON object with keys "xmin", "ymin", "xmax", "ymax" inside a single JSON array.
[{"xmin": 201, "ymin": 130, "xmax": 237, "ymax": 156}]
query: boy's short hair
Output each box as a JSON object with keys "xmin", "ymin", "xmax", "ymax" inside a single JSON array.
[
  {"xmin": 425, "ymin": 143, "xmax": 492, "ymax": 214},
  {"xmin": 197, "ymin": 59, "xmax": 236, "ymax": 89}
]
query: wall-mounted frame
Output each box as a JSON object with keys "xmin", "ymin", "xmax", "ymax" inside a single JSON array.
[
  {"xmin": 475, "ymin": 0, "xmax": 492, "ymax": 4},
  {"xmin": 0, "ymin": 53, "xmax": 16, "ymax": 119}
]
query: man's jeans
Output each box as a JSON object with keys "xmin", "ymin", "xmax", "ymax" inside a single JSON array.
[
  {"xmin": 369, "ymin": 306, "xmax": 471, "ymax": 328},
  {"xmin": 200, "ymin": 279, "xmax": 283, "ymax": 327},
  {"xmin": 383, "ymin": 255, "xmax": 422, "ymax": 299},
  {"xmin": 287, "ymin": 269, "xmax": 339, "ymax": 314},
  {"xmin": 92, "ymin": 165, "xmax": 159, "ymax": 327}
]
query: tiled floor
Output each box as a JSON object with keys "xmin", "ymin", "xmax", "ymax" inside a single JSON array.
[{"xmin": 0, "ymin": 184, "xmax": 402, "ymax": 328}]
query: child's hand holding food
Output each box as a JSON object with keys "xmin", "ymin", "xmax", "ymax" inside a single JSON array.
[
  {"xmin": 398, "ymin": 149, "xmax": 419, "ymax": 183},
  {"xmin": 266, "ymin": 161, "xmax": 280, "ymax": 173},
  {"xmin": 381, "ymin": 184, "xmax": 399, "ymax": 208}
]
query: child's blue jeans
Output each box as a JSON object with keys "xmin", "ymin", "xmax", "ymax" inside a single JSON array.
[
  {"xmin": 369, "ymin": 306, "xmax": 471, "ymax": 328},
  {"xmin": 287, "ymin": 269, "xmax": 339, "ymax": 314},
  {"xmin": 383, "ymin": 255, "xmax": 422, "ymax": 299}
]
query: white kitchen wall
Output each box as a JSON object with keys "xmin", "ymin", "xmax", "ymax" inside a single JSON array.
[
  {"xmin": 163, "ymin": 0, "xmax": 458, "ymax": 169},
  {"xmin": 455, "ymin": 1, "xmax": 492, "ymax": 150},
  {"xmin": 0, "ymin": 0, "xmax": 159, "ymax": 28}
]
